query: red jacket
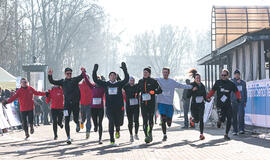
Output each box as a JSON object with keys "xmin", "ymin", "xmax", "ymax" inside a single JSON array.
[
  {"xmin": 7, "ymin": 86, "xmax": 46, "ymax": 112},
  {"xmin": 79, "ymin": 81, "xmax": 92, "ymax": 105},
  {"xmin": 46, "ymin": 87, "xmax": 64, "ymax": 109}
]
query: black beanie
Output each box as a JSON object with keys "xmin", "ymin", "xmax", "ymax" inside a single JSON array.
[
  {"xmin": 144, "ymin": 67, "xmax": 151, "ymax": 74},
  {"xmin": 234, "ymin": 69, "xmax": 240, "ymax": 75},
  {"xmin": 65, "ymin": 67, "xmax": 72, "ymax": 72}
]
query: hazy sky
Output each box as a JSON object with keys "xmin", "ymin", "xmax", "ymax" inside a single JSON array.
[{"xmin": 99, "ymin": 0, "xmax": 268, "ymax": 42}]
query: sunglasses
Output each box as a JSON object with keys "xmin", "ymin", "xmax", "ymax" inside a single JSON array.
[{"xmin": 221, "ymin": 74, "xmax": 228, "ymax": 77}]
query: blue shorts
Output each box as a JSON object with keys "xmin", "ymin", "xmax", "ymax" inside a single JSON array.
[{"xmin": 158, "ymin": 103, "xmax": 174, "ymax": 118}]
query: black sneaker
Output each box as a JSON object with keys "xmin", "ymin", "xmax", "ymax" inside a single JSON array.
[
  {"xmin": 59, "ymin": 124, "xmax": 63, "ymax": 129},
  {"xmin": 99, "ymin": 139, "xmax": 103, "ymax": 144},
  {"xmin": 25, "ymin": 133, "xmax": 30, "ymax": 140},
  {"xmin": 54, "ymin": 136, "xmax": 58, "ymax": 140},
  {"xmin": 144, "ymin": 136, "xmax": 151, "ymax": 144},
  {"xmin": 224, "ymin": 135, "xmax": 231, "ymax": 141},
  {"xmin": 239, "ymin": 131, "xmax": 245, "ymax": 134},
  {"xmin": 162, "ymin": 135, "xmax": 167, "ymax": 141},
  {"xmin": 76, "ymin": 124, "xmax": 80, "ymax": 132},
  {"xmin": 217, "ymin": 121, "xmax": 222, "ymax": 128},
  {"xmin": 30, "ymin": 127, "xmax": 34, "ymax": 134}
]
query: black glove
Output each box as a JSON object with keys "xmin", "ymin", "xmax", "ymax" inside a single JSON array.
[
  {"xmin": 237, "ymin": 99, "xmax": 241, "ymax": 103},
  {"xmin": 93, "ymin": 64, "xmax": 99, "ymax": 72},
  {"xmin": 120, "ymin": 62, "xmax": 127, "ymax": 70},
  {"xmin": 46, "ymin": 92, "xmax": 50, "ymax": 98}
]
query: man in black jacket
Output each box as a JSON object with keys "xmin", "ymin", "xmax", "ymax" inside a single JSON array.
[
  {"xmin": 48, "ymin": 67, "xmax": 85, "ymax": 144},
  {"xmin": 92, "ymin": 62, "xmax": 129, "ymax": 146},
  {"xmin": 137, "ymin": 67, "xmax": 162, "ymax": 143}
]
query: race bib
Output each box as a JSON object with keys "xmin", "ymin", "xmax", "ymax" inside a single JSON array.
[
  {"xmin": 162, "ymin": 90, "xmax": 171, "ymax": 97},
  {"xmin": 93, "ymin": 98, "xmax": 102, "ymax": 105},
  {"xmin": 129, "ymin": 98, "xmax": 139, "ymax": 106},
  {"xmin": 108, "ymin": 87, "xmax": 118, "ymax": 95},
  {"xmin": 195, "ymin": 96, "xmax": 204, "ymax": 103},
  {"xmin": 237, "ymin": 86, "xmax": 242, "ymax": 91},
  {"xmin": 220, "ymin": 95, "xmax": 227, "ymax": 103},
  {"xmin": 142, "ymin": 93, "xmax": 151, "ymax": 101},
  {"xmin": 64, "ymin": 110, "xmax": 69, "ymax": 117}
]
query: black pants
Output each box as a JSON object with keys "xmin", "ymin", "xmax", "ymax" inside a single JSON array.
[
  {"xmin": 217, "ymin": 103, "xmax": 232, "ymax": 134},
  {"xmin": 51, "ymin": 109, "xmax": 63, "ymax": 137},
  {"xmin": 191, "ymin": 103, "xmax": 205, "ymax": 134},
  {"xmin": 64, "ymin": 101, "xmax": 80, "ymax": 138},
  {"xmin": 21, "ymin": 110, "xmax": 34, "ymax": 134},
  {"xmin": 106, "ymin": 107, "xmax": 121, "ymax": 143},
  {"xmin": 141, "ymin": 103, "xmax": 155, "ymax": 137},
  {"xmin": 126, "ymin": 105, "xmax": 139, "ymax": 135},
  {"xmin": 91, "ymin": 108, "xmax": 104, "ymax": 140}
]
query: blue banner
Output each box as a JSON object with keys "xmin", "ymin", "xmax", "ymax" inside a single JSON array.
[{"xmin": 245, "ymin": 79, "xmax": 270, "ymax": 128}]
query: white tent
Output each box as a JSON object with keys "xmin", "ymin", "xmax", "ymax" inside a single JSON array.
[{"xmin": 0, "ymin": 67, "xmax": 16, "ymax": 89}]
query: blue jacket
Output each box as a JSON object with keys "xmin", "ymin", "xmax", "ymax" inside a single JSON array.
[{"xmin": 231, "ymin": 78, "xmax": 247, "ymax": 104}]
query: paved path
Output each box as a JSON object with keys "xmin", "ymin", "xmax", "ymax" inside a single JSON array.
[{"xmin": 0, "ymin": 116, "xmax": 269, "ymax": 160}]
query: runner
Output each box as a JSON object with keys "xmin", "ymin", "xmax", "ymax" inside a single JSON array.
[
  {"xmin": 82, "ymin": 74, "xmax": 106, "ymax": 144},
  {"xmin": 92, "ymin": 62, "xmax": 129, "ymax": 145},
  {"xmin": 45, "ymin": 85, "xmax": 64, "ymax": 140},
  {"xmin": 79, "ymin": 75, "xmax": 92, "ymax": 139},
  {"xmin": 206, "ymin": 69, "xmax": 241, "ymax": 140},
  {"xmin": 156, "ymin": 68, "xmax": 192, "ymax": 141},
  {"xmin": 231, "ymin": 69, "xmax": 247, "ymax": 135},
  {"xmin": 137, "ymin": 67, "xmax": 162, "ymax": 144},
  {"xmin": 1, "ymin": 78, "xmax": 47, "ymax": 139},
  {"xmin": 48, "ymin": 67, "xmax": 85, "ymax": 144},
  {"xmin": 187, "ymin": 69, "xmax": 208, "ymax": 140},
  {"xmin": 123, "ymin": 76, "xmax": 139, "ymax": 142}
]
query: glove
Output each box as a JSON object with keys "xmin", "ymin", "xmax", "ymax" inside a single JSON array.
[
  {"xmin": 46, "ymin": 92, "xmax": 50, "ymax": 98},
  {"xmin": 120, "ymin": 62, "xmax": 127, "ymax": 71},
  {"xmin": 149, "ymin": 90, "xmax": 155, "ymax": 95},
  {"xmin": 93, "ymin": 64, "xmax": 99, "ymax": 72}
]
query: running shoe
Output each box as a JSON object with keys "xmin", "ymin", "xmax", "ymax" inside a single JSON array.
[
  {"xmin": 162, "ymin": 135, "xmax": 167, "ymax": 141},
  {"xmin": 224, "ymin": 135, "xmax": 231, "ymax": 141},
  {"xmin": 134, "ymin": 134, "xmax": 139, "ymax": 140},
  {"xmin": 115, "ymin": 131, "xmax": 120, "ymax": 139},
  {"xmin": 30, "ymin": 127, "xmax": 34, "ymax": 134},
  {"xmin": 59, "ymin": 124, "xmax": 63, "ymax": 129},
  {"xmin": 25, "ymin": 133, "xmax": 30, "ymax": 140},
  {"xmin": 130, "ymin": 135, "xmax": 134, "ymax": 142},
  {"xmin": 76, "ymin": 124, "xmax": 80, "ymax": 132},
  {"xmin": 99, "ymin": 139, "xmax": 103, "ymax": 144},
  {"xmin": 110, "ymin": 142, "xmax": 117, "ymax": 146},
  {"xmin": 239, "ymin": 130, "xmax": 245, "ymax": 134},
  {"xmin": 54, "ymin": 136, "xmax": 58, "ymax": 140},
  {"xmin": 190, "ymin": 117, "xmax": 195, "ymax": 128},
  {"xmin": 67, "ymin": 138, "xmax": 72, "ymax": 144},
  {"xmin": 232, "ymin": 132, "xmax": 238, "ymax": 136},
  {"xmin": 217, "ymin": 121, "xmax": 222, "ymax": 128},
  {"xmin": 200, "ymin": 134, "xmax": 205, "ymax": 140},
  {"xmin": 86, "ymin": 132, "xmax": 90, "ymax": 139},
  {"xmin": 145, "ymin": 136, "xmax": 151, "ymax": 144}
]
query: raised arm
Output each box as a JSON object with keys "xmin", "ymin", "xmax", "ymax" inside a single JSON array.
[
  {"xmin": 48, "ymin": 69, "xmax": 63, "ymax": 86},
  {"xmin": 82, "ymin": 71, "xmax": 95, "ymax": 88},
  {"xmin": 119, "ymin": 62, "xmax": 129, "ymax": 87},
  {"xmin": 92, "ymin": 64, "xmax": 107, "ymax": 87},
  {"xmin": 73, "ymin": 67, "xmax": 85, "ymax": 84}
]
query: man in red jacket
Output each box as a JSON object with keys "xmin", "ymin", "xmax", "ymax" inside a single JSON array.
[
  {"xmin": 79, "ymin": 75, "xmax": 92, "ymax": 139},
  {"xmin": 46, "ymin": 85, "xmax": 64, "ymax": 140},
  {"xmin": 2, "ymin": 78, "xmax": 47, "ymax": 139}
]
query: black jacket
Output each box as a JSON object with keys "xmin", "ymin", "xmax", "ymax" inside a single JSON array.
[
  {"xmin": 48, "ymin": 73, "xmax": 83, "ymax": 107},
  {"xmin": 187, "ymin": 82, "xmax": 207, "ymax": 105},
  {"xmin": 137, "ymin": 77, "xmax": 162, "ymax": 105},
  {"xmin": 92, "ymin": 68, "xmax": 129, "ymax": 110},
  {"xmin": 123, "ymin": 84, "xmax": 139, "ymax": 107}
]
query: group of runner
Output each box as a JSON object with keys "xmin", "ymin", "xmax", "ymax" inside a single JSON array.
[{"xmin": 1, "ymin": 62, "xmax": 244, "ymax": 145}]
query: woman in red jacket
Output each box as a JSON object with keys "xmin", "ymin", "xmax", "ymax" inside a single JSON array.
[
  {"xmin": 46, "ymin": 85, "xmax": 64, "ymax": 140},
  {"xmin": 2, "ymin": 78, "xmax": 47, "ymax": 139}
]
